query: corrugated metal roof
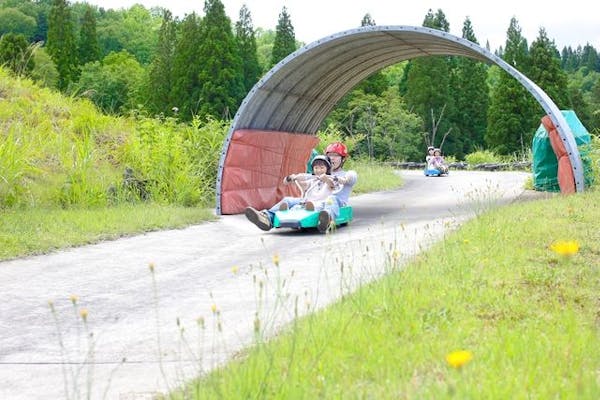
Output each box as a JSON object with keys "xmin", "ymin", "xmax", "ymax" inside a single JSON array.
[
  {"xmin": 232, "ymin": 26, "xmax": 490, "ymax": 134},
  {"xmin": 216, "ymin": 26, "xmax": 584, "ymax": 214}
]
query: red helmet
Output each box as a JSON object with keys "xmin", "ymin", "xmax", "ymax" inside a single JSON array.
[{"xmin": 325, "ymin": 142, "xmax": 348, "ymax": 157}]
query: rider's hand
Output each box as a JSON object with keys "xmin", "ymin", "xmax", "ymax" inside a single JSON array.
[{"xmin": 284, "ymin": 174, "xmax": 295, "ymax": 183}]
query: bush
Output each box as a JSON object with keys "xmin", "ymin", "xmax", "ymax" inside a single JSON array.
[{"xmin": 464, "ymin": 149, "xmax": 502, "ymax": 165}]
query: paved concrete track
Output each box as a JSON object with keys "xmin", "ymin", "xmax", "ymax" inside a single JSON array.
[{"xmin": 0, "ymin": 170, "xmax": 535, "ymax": 399}]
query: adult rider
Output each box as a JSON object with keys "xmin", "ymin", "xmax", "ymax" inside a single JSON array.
[{"xmin": 244, "ymin": 142, "xmax": 358, "ymax": 233}]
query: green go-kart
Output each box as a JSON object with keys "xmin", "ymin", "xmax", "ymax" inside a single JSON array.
[
  {"xmin": 272, "ymin": 179, "xmax": 353, "ymax": 231},
  {"xmin": 273, "ymin": 204, "xmax": 353, "ymax": 230}
]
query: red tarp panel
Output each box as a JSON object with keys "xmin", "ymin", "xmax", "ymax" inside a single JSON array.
[
  {"xmin": 541, "ymin": 116, "xmax": 575, "ymax": 194},
  {"xmin": 220, "ymin": 130, "xmax": 320, "ymax": 214}
]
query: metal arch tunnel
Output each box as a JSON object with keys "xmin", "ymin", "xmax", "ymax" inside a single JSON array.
[{"xmin": 216, "ymin": 25, "xmax": 584, "ymax": 215}]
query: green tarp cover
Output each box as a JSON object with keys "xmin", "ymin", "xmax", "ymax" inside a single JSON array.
[{"xmin": 532, "ymin": 110, "xmax": 593, "ymax": 192}]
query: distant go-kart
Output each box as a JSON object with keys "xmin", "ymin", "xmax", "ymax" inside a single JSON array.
[
  {"xmin": 272, "ymin": 178, "xmax": 353, "ymax": 231},
  {"xmin": 424, "ymin": 165, "xmax": 449, "ymax": 177}
]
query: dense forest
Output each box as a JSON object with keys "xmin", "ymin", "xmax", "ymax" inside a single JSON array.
[{"xmin": 1, "ymin": 0, "xmax": 599, "ymax": 161}]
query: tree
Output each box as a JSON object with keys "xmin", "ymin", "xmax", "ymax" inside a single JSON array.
[
  {"xmin": 528, "ymin": 28, "xmax": 569, "ymax": 108},
  {"xmin": 0, "ymin": 32, "xmax": 34, "ymax": 76},
  {"xmin": 235, "ymin": 4, "xmax": 261, "ymax": 94},
  {"xmin": 95, "ymin": 5, "xmax": 161, "ymax": 64},
  {"xmin": 453, "ymin": 17, "xmax": 489, "ymax": 154},
  {"xmin": 372, "ymin": 88, "xmax": 424, "ymax": 161},
  {"xmin": 47, "ymin": 0, "xmax": 78, "ymax": 90},
  {"xmin": 197, "ymin": 0, "xmax": 245, "ymax": 120},
  {"xmin": 170, "ymin": 12, "xmax": 202, "ymax": 119},
  {"xmin": 78, "ymin": 5, "xmax": 100, "ymax": 65},
  {"xmin": 270, "ymin": 6, "xmax": 296, "ymax": 67},
  {"xmin": 404, "ymin": 9, "xmax": 455, "ymax": 153},
  {"xmin": 147, "ymin": 9, "xmax": 177, "ymax": 115},
  {"xmin": 76, "ymin": 50, "xmax": 145, "ymax": 114},
  {"xmin": 486, "ymin": 17, "xmax": 539, "ymax": 155},
  {"xmin": 580, "ymin": 43, "xmax": 599, "ymax": 72},
  {"xmin": 0, "ymin": 8, "xmax": 37, "ymax": 39},
  {"xmin": 255, "ymin": 27, "xmax": 275, "ymax": 71},
  {"xmin": 361, "ymin": 13, "xmax": 375, "ymax": 27}
]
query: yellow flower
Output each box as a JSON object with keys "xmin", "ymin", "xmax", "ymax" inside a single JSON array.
[
  {"xmin": 550, "ymin": 240, "xmax": 580, "ymax": 256},
  {"xmin": 446, "ymin": 350, "xmax": 473, "ymax": 368},
  {"xmin": 79, "ymin": 308, "xmax": 88, "ymax": 322},
  {"xmin": 69, "ymin": 294, "xmax": 79, "ymax": 304},
  {"xmin": 211, "ymin": 304, "xmax": 218, "ymax": 314},
  {"xmin": 148, "ymin": 262, "xmax": 156, "ymax": 272},
  {"xmin": 272, "ymin": 253, "xmax": 280, "ymax": 267},
  {"xmin": 231, "ymin": 265, "xmax": 239, "ymax": 274}
]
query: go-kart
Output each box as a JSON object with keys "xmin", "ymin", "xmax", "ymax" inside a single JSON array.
[
  {"xmin": 424, "ymin": 167, "xmax": 449, "ymax": 177},
  {"xmin": 273, "ymin": 204, "xmax": 353, "ymax": 230},
  {"xmin": 272, "ymin": 178, "xmax": 353, "ymax": 231}
]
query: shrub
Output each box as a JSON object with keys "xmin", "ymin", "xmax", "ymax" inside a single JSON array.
[{"xmin": 464, "ymin": 149, "xmax": 502, "ymax": 166}]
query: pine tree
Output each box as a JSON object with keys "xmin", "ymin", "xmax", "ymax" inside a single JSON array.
[
  {"xmin": 78, "ymin": 5, "xmax": 100, "ymax": 65},
  {"xmin": 147, "ymin": 9, "xmax": 177, "ymax": 115},
  {"xmin": 453, "ymin": 17, "xmax": 489, "ymax": 154},
  {"xmin": 529, "ymin": 28, "xmax": 569, "ymax": 108},
  {"xmin": 235, "ymin": 4, "xmax": 261, "ymax": 94},
  {"xmin": 170, "ymin": 12, "xmax": 202, "ymax": 119},
  {"xmin": 581, "ymin": 44, "xmax": 599, "ymax": 72},
  {"xmin": 270, "ymin": 6, "xmax": 296, "ymax": 67},
  {"xmin": 404, "ymin": 9, "xmax": 455, "ymax": 153},
  {"xmin": 197, "ymin": 0, "xmax": 245, "ymax": 119},
  {"xmin": 486, "ymin": 17, "xmax": 539, "ymax": 155},
  {"xmin": 361, "ymin": 13, "xmax": 375, "ymax": 27},
  {"xmin": 47, "ymin": 0, "xmax": 78, "ymax": 90}
]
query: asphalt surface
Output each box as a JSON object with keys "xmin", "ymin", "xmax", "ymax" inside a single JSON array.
[{"xmin": 0, "ymin": 170, "xmax": 535, "ymax": 399}]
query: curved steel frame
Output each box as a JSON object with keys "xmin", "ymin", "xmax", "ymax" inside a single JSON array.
[{"xmin": 216, "ymin": 26, "xmax": 584, "ymax": 214}]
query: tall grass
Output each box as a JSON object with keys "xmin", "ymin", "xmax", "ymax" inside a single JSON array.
[{"xmin": 0, "ymin": 68, "xmax": 227, "ymax": 209}]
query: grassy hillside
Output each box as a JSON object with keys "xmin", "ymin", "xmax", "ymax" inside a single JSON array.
[{"xmin": 0, "ymin": 66, "xmax": 227, "ymax": 210}]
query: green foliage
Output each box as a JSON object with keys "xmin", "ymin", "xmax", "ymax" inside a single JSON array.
[
  {"xmin": 170, "ymin": 12, "xmax": 202, "ymax": 119},
  {"xmin": 0, "ymin": 66, "xmax": 227, "ymax": 210},
  {"xmin": 77, "ymin": 5, "xmax": 100, "ymax": 65},
  {"xmin": 486, "ymin": 18, "xmax": 540, "ymax": 155},
  {"xmin": 197, "ymin": 0, "xmax": 245, "ymax": 120},
  {"xmin": 146, "ymin": 9, "xmax": 177, "ymax": 116},
  {"xmin": 588, "ymin": 134, "xmax": 600, "ymax": 188},
  {"xmin": 75, "ymin": 50, "xmax": 145, "ymax": 114},
  {"xmin": 529, "ymin": 28, "xmax": 569, "ymax": 108},
  {"xmin": 315, "ymin": 124, "xmax": 363, "ymax": 155},
  {"xmin": 464, "ymin": 149, "xmax": 503, "ymax": 165},
  {"xmin": 30, "ymin": 44, "xmax": 58, "ymax": 88},
  {"xmin": 47, "ymin": 0, "xmax": 78, "ymax": 90},
  {"xmin": 453, "ymin": 18, "xmax": 489, "ymax": 155},
  {"xmin": 270, "ymin": 6, "xmax": 296, "ymax": 67},
  {"xmin": 403, "ymin": 10, "xmax": 457, "ymax": 154},
  {"xmin": 0, "ymin": 32, "xmax": 34, "ymax": 76},
  {"xmin": 0, "ymin": 7, "xmax": 37, "ymax": 38},
  {"xmin": 115, "ymin": 116, "xmax": 228, "ymax": 206},
  {"xmin": 235, "ymin": 4, "xmax": 261, "ymax": 94},
  {"xmin": 0, "ymin": 204, "xmax": 215, "ymax": 260},
  {"xmin": 95, "ymin": 4, "xmax": 161, "ymax": 65},
  {"xmin": 255, "ymin": 28, "xmax": 275, "ymax": 72}
]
